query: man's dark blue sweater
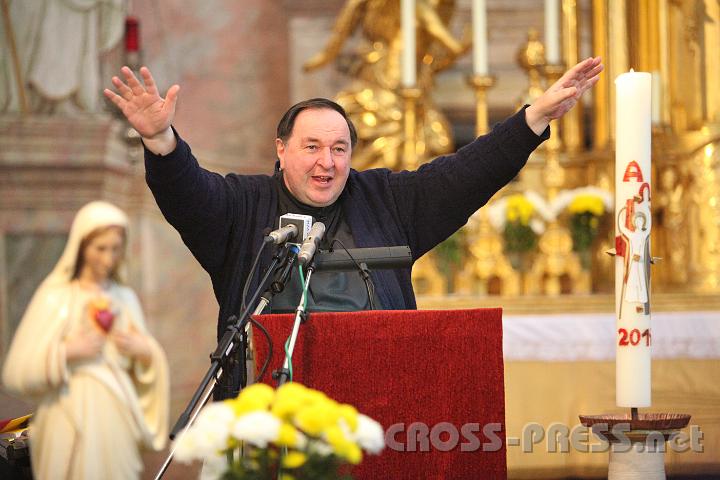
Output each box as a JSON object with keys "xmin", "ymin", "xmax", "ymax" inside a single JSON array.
[{"xmin": 144, "ymin": 107, "xmax": 547, "ymax": 397}]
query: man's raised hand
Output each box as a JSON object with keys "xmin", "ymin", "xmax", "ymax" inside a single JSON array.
[
  {"xmin": 525, "ymin": 56, "xmax": 604, "ymax": 136},
  {"xmin": 104, "ymin": 66, "xmax": 180, "ymax": 154}
]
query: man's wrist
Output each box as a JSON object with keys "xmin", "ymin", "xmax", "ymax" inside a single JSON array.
[
  {"xmin": 524, "ymin": 105, "xmax": 549, "ymax": 137},
  {"xmin": 142, "ymin": 127, "xmax": 177, "ymax": 156}
]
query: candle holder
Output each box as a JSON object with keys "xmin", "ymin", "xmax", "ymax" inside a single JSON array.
[
  {"xmin": 124, "ymin": 16, "xmax": 142, "ymax": 71},
  {"xmin": 466, "ymin": 75, "xmax": 495, "ymax": 137},
  {"xmin": 400, "ymin": 87, "xmax": 422, "ymax": 170},
  {"xmin": 516, "ymin": 28, "xmax": 546, "ymax": 108},
  {"xmin": 579, "ymin": 412, "xmax": 691, "ymax": 480},
  {"xmin": 541, "ymin": 63, "xmax": 566, "ymax": 199}
]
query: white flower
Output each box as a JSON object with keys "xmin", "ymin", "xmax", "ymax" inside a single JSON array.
[
  {"xmin": 524, "ymin": 190, "xmax": 554, "ymax": 222},
  {"xmin": 485, "ymin": 198, "xmax": 508, "ymax": 231},
  {"xmin": 351, "ymin": 414, "xmax": 385, "ymax": 454},
  {"xmin": 177, "ymin": 402, "xmax": 235, "ymax": 461},
  {"xmin": 550, "ymin": 189, "xmax": 576, "ymax": 218},
  {"xmin": 199, "ymin": 453, "xmax": 230, "ymax": 480},
  {"xmin": 529, "ymin": 218, "xmax": 545, "ymax": 235},
  {"xmin": 307, "ymin": 440, "xmax": 334, "ymax": 456},
  {"xmin": 231, "ymin": 411, "xmax": 281, "ymax": 448},
  {"xmin": 172, "ymin": 430, "xmax": 199, "ymax": 464}
]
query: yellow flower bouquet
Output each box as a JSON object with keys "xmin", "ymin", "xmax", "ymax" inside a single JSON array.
[
  {"xmin": 173, "ymin": 382, "xmax": 385, "ymax": 479},
  {"xmin": 567, "ymin": 193, "xmax": 606, "ymax": 268},
  {"xmin": 560, "ymin": 189, "xmax": 612, "ymax": 269},
  {"xmin": 503, "ymin": 194, "xmax": 539, "ymax": 254}
]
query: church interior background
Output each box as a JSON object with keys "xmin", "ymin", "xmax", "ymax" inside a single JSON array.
[{"xmin": 1, "ymin": 0, "xmax": 719, "ymax": 477}]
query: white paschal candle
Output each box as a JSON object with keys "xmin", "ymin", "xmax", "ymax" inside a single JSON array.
[
  {"xmin": 401, "ymin": 0, "xmax": 416, "ymax": 87},
  {"xmin": 614, "ymin": 70, "xmax": 652, "ymax": 408},
  {"xmin": 544, "ymin": 0, "xmax": 560, "ymax": 64},
  {"xmin": 472, "ymin": 0, "xmax": 488, "ymax": 76}
]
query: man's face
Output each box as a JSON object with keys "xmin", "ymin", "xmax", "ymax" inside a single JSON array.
[{"xmin": 276, "ymin": 108, "xmax": 352, "ymax": 207}]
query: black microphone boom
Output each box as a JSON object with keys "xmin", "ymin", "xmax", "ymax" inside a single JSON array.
[{"xmin": 313, "ymin": 246, "xmax": 412, "ymax": 271}]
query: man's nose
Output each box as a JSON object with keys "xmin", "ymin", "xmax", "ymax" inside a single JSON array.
[{"xmin": 317, "ymin": 147, "xmax": 334, "ymax": 168}]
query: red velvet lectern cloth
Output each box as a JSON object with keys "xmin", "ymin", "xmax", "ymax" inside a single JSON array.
[{"xmin": 253, "ymin": 308, "xmax": 506, "ymax": 479}]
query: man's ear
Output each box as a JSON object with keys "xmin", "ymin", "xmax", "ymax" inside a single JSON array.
[{"xmin": 275, "ymin": 138, "xmax": 286, "ymax": 169}]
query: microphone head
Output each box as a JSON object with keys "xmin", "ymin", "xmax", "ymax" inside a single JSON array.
[
  {"xmin": 307, "ymin": 221, "xmax": 326, "ymax": 240},
  {"xmin": 268, "ymin": 224, "xmax": 298, "ymax": 244},
  {"xmin": 278, "ymin": 213, "xmax": 313, "ymax": 245},
  {"xmin": 298, "ymin": 222, "xmax": 326, "ymax": 266}
]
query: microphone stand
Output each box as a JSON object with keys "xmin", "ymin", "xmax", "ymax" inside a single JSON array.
[
  {"xmin": 153, "ymin": 242, "xmax": 291, "ymax": 480},
  {"xmin": 273, "ymin": 260, "xmax": 315, "ymax": 387}
]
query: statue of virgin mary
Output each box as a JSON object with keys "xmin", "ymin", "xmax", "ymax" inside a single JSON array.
[{"xmin": 2, "ymin": 201, "xmax": 169, "ymax": 479}]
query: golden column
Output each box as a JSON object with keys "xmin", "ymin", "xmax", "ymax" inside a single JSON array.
[
  {"xmin": 607, "ymin": 0, "xmax": 629, "ymax": 142},
  {"xmin": 560, "ymin": 0, "xmax": 583, "ymax": 151},
  {"xmin": 591, "ymin": 0, "xmax": 610, "ymax": 149}
]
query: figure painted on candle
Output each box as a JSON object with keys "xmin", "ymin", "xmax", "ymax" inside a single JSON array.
[
  {"xmin": 303, "ymin": 0, "xmax": 468, "ymax": 171},
  {"xmin": 2, "ymin": 201, "xmax": 169, "ymax": 480},
  {"xmin": 618, "ymin": 185, "xmax": 652, "ymax": 315}
]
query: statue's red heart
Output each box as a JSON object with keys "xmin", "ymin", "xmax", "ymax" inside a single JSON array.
[{"xmin": 94, "ymin": 310, "xmax": 115, "ymax": 333}]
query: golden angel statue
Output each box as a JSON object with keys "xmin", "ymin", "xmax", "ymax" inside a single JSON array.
[{"xmin": 304, "ymin": 0, "xmax": 469, "ymax": 170}]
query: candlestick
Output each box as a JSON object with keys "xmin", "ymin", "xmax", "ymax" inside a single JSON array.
[
  {"xmin": 543, "ymin": 64, "xmax": 565, "ymax": 195},
  {"xmin": 472, "ymin": 0, "xmax": 488, "ymax": 76},
  {"xmin": 651, "ymin": 71, "xmax": 661, "ymax": 125},
  {"xmin": 614, "ymin": 69, "xmax": 652, "ymax": 408},
  {"xmin": 544, "ymin": 0, "xmax": 560, "ymax": 64},
  {"xmin": 467, "ymin": 75, "xmax": 494, "ymax": 136},
  {"xmin": 401, "ymin": 87, "xmax": 422, "ymax": 170},
  {"xmin": 124, "ymin": 16, "xmax": 141, "ymax": 70},
  {"xmin": 401, "ymin": 0, "xmax": 416, "ymax": 87}
]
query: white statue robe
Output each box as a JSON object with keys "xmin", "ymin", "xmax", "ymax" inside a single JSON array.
[{"xmin": 2, "ymin": 280, "xmax": 169, "ymax": 479}]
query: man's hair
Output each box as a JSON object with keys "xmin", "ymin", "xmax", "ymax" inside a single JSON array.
[{"xmin": 276, "ymin": 98, "xmax": 358, "ymax": 148}]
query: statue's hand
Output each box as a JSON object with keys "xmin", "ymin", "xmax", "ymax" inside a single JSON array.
[
  {"xmin": 112, "ymin": 325, "xmax": 152, "ymax": 365},
  {"xmin": 65, "ymin": 329, "xmax": 105, "ymax": 361},
  {"xmin": 525, "ymin": 56, "xmax": 603, "ymax": 135},
  {"xmin": 104, "ymin": 66, "xmax": 179, "ymax": 154}
]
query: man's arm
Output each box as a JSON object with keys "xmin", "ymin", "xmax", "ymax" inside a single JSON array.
[
  {"xmin": 143, "ymin": 131, "xmax": 236, "ymax": 275},
  {"xmin": 389, "ymin": 106, "xmax": 544, "ymax": 259},
  {"xmin": 105, "ymin": 66, "xmax": 234, "ymax": 275},
  {"xmin": 389, "ymin": 57, "xmax": 604, "ymax": 259}
]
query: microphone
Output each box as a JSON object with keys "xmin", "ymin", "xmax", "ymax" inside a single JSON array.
[
  {"xmin": 265, "ymin": 213, "xmax": 313, "ymax": 245},
  {"xmin": 265, "ymin": 224, "xmax": 298, "ymax": 245},
  {"xmin": 297, "ymin": 222, "xmax": 326, "ymax": 267}
]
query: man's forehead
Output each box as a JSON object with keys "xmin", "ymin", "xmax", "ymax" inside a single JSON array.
[
  {"xmin": 299, "ymin": 135, "xmax": 350, "ymax": 145},
  {"xmin": 292, "ymin": 108, "xmax": 350, "ymax": 137}
]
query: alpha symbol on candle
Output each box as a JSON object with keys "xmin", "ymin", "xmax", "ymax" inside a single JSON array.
[{"xmin": 622, "ymin": 161, "xmax": 644, "ymax": 182}]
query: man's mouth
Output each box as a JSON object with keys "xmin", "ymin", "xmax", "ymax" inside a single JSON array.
[{"xmin": 312, "ymin": 175, "xmax": 333, "ymax": 184}]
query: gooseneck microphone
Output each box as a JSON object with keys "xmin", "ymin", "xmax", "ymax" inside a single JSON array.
[
  {"xmin": 265, "ymin": 224, "xmax": 298, "ymax": 245},
  {"xmin": 265, "ymin": 213, "xmax": 314, "ymax": 245},
  {"xmin": 297, "ymin": 222, "xmax": 326, "ymax": 266}
]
